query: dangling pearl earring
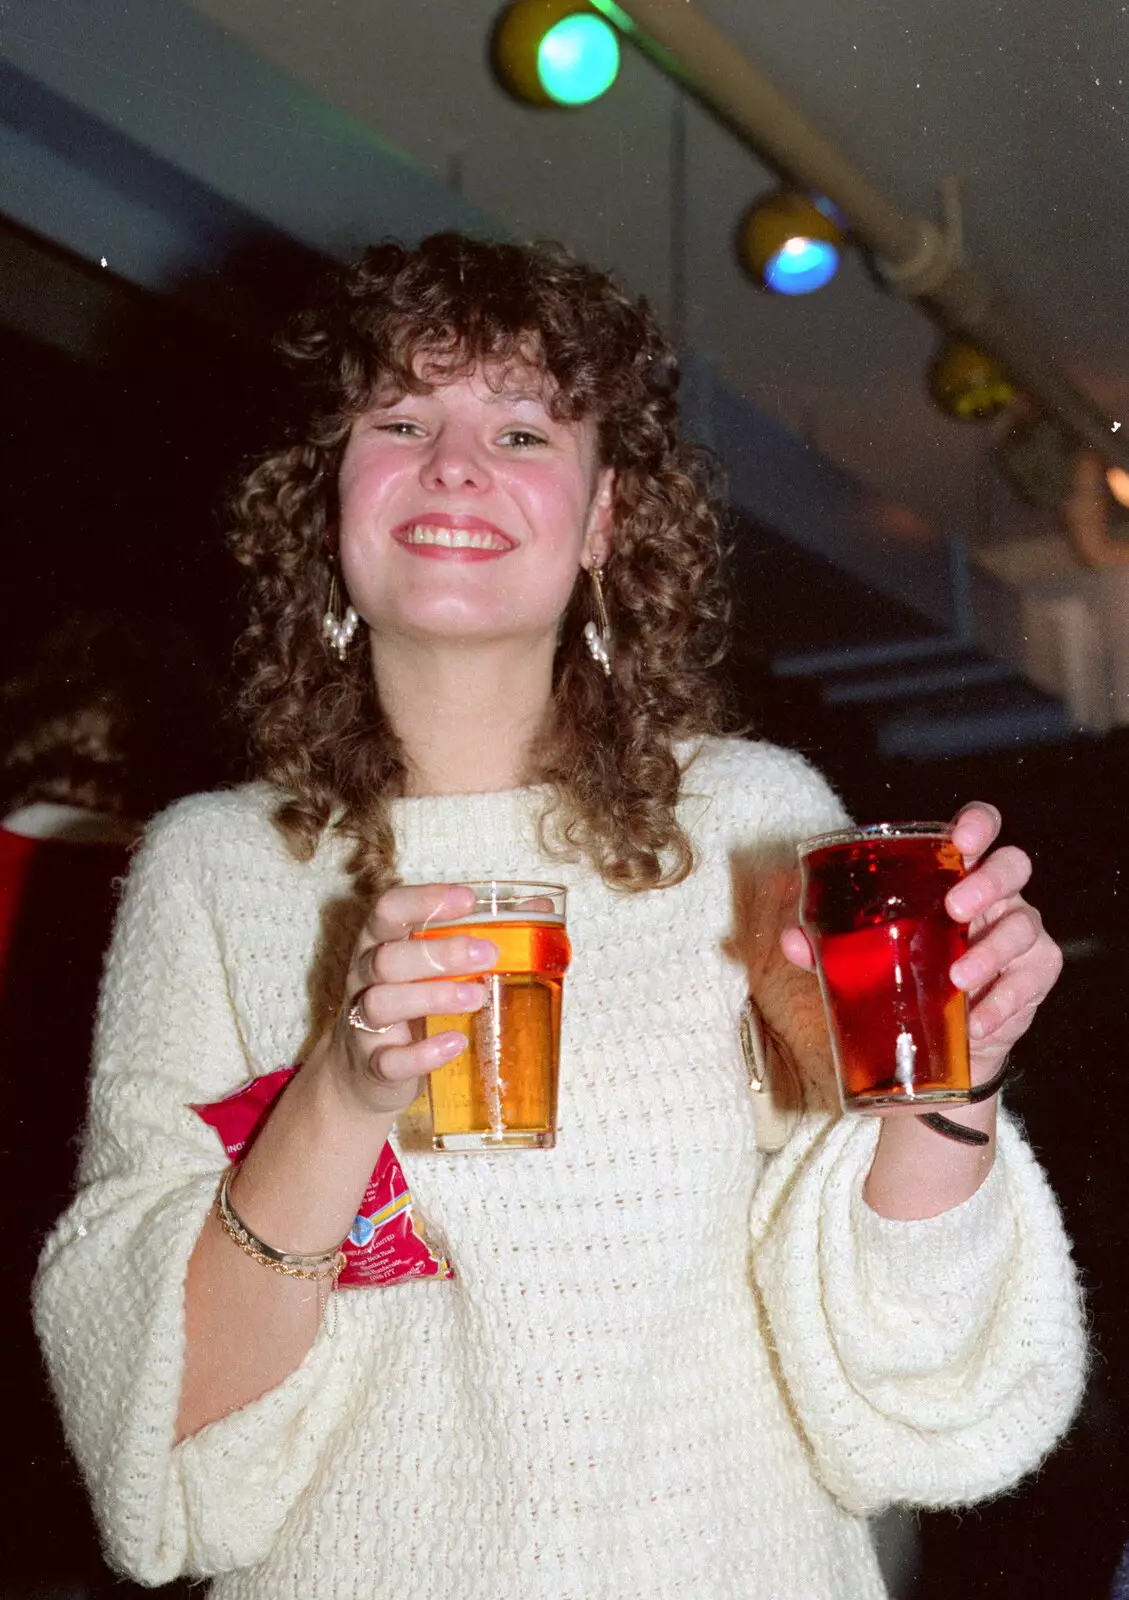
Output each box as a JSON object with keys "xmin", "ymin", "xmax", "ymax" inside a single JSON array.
[
  {"xmin": 322, "ymin": 563, "xmax": 359, "ymax": 661},
  {"xmin": 583, "ymin": 565, "xmax": 613, "ymax": 677}
]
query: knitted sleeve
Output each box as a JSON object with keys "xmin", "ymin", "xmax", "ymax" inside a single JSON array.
[
  {"xmin": 32, "ymin": 799, "xmax": 358, "ymax": 1583},
  {"xmin": 749, "ymin": 1110, "xmax": 1086, "ymax": 1513},
  {"xmin": 705, "ymin": 738, "xmax": 1088, "ymax": 1514}
]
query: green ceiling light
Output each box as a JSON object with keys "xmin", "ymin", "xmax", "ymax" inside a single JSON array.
[
  {"xmin": 929, "ymin": 337, "xmax": 1016, "ymax": 421},
  {"xmin": 492, "ymin": 1, "xmax": 621, "ymax": 108},
  {"xmin": 539, "ymin": 14, "xmax": 619, "ymax": 103}
]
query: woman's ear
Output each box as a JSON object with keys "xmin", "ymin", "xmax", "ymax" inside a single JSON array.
[{"xmin": 582, "ymin": 468, "xmax": 616, "ymax": 569}]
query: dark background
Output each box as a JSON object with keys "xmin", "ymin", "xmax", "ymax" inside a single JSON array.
[{"xmin": 3, "ymin": 244, "xmax": 1126, "ymax": 1599}]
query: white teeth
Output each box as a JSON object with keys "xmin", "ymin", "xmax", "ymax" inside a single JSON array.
[{"xmin": 404, "ymin": 524, "xmax": 509, "ymax": 550}]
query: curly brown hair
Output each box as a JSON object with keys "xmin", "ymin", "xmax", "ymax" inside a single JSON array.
[{"xmin": 229, "ymin": 232, "xmax": 733, "ymax": 896}]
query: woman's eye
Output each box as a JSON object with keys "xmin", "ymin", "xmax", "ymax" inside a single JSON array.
[
  {"xmin": 500, "ymin": 429, "xmax": 547, "ymax": 449},
  {"xmin": 377, "ymin": 420, "xmax": 423, "ymax": 437}
]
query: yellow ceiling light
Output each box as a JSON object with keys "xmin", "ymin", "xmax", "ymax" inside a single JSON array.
[
  {"xmin": 929, "ymin": 338, "xmax": 1016, "ymax": 421},
  {"xmin": 739, "ymin": 189, "xmax": 847, "ymax": 295},
  {"xmin": 492, "ymin": 0, "xmax": 621, "ymax": 107}
]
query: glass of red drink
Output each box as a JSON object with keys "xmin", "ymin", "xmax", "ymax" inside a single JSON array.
[{"xmin": 798, "ymin": 823, "xmax": 971, "ymax": 1114}]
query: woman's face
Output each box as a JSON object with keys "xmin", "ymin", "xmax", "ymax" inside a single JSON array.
[{"xmin": 336, "ymin": 358, "xmax": 614, "ymax": 651}]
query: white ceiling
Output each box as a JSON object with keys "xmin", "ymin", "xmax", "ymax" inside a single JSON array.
[{"xmin": 181, "ymin": 0, "xmax": 1129, "ymax": 551}]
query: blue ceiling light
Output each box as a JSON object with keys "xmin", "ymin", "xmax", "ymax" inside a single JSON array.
[
  {"xmin": 740, "ymin": 189, "xmax": 848, "ymax": 296},
  {"xmin": 763, "ymin": 237, "xmax": 841, "ymax": 295}
]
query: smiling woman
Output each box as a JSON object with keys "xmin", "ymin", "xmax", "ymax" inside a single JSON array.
[
  {"xmin": 33, "ymin": 233, "xmax": 1087, "ymax": 1600},
  {"xmin": 338, "ymin": 365, "xmax": 613, "ymax": 660},
  {"xmin": 228, "ymin": 232, "xmax": 730, "ymax": 895}
]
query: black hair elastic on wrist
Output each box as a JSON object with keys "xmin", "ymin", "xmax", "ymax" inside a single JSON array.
[{"xmin": 916, "ymin": 1058, "xmax": 1013, "ymax": 1146}]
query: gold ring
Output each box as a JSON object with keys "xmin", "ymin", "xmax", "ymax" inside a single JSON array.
[{"xmin": 346, "ymin": 1000, "xmax": 395, "ymax": 1036}]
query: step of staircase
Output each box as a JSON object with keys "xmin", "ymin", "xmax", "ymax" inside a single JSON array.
[
  {"xmin": 772, "ymin": 649, "xmax": 1070, "ymax": 759},
  {"xmin": 734, "ymin": 515, "xmax": 1075, "ymax": 760},
  {"xmin": 870, "ymin": 680, "xmax": 1070, "ymax": 759}
]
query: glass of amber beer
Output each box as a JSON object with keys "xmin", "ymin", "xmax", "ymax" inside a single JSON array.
[
  {"xmin": 411, "ymin": 882, "xmax": 571, "ymax": 1151},
  {"xmin": 798, "ymin": 824, "xmax": 971, "ymax": 1113}
]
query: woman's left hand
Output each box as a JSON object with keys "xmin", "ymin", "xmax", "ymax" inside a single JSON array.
[
  {"xmin": 941, "ymin": 802, "xmax": 1063, "ymax": 1085},
  {"xmin": 782, "ymin": 802, "xmax": 1064, "ymax": 1088}
]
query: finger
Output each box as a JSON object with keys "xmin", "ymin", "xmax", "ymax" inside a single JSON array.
[
  {"xmin": 949, "ymin": 802, "xmax": 1002, "ymax": 866},
  {"xmin": 780, "ymin": 925, "xmax": 816, "ymax": 970},
  {"xmin": 967, "ymin": 941, "xmax": 1063, "ymax": 1041},
  {"xmin": 363, "ymin": 1029, "xmax": 470, "ymax": 1086},
  {"xmin": 945, "ymin": 845, "xmax": 1032, "ymax": 921},
  {"xmin": 969, "ymin": 979, "xmax": 1043, "ymax": 1044},
  {"xmin": 517, "ymin": 894, "xmax": 555, "ymax": 913},
  {"xmin": 369, "ymin": 932, "xmax": 498, "ymax": 987},
  {"xmin": 367, "ymin": 882, "xmax": 479, "ymax": 946},
  {"xmin": 351, "ymin": 977, "xmax": 488, "ymax": 1032},
  {"xmin": 950, "ymin": 905, "xmax": 1044, "ymax": 992}
]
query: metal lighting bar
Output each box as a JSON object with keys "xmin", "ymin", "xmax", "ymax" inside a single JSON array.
[{"xmin": 599, "ymin": 0, "xmax": 1129, "ymax": 472}]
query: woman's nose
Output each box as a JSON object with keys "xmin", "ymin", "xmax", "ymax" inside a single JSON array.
[{"xmin": 420, "ymin": 427, "xmax": 491, "ymax": 492}]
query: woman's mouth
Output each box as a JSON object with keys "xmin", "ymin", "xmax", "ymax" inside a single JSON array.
[{"xmin": 391, "ymin": 521, "xmax": 516, "ymax": 560}]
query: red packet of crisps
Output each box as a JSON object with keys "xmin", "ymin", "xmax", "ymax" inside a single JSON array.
[{"xmin": 190, "ymin": 1066, "xmax": 453, "ymax": 1287}]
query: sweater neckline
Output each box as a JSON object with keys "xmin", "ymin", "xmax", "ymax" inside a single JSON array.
[{"xmin": 380, "ymin": 783, "xmax": 555, "ymax": 875}]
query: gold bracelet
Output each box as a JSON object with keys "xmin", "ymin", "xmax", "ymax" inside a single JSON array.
[{"xmin": 215, "ymin": 1168, "xmax": 347, "ymax": 1284}]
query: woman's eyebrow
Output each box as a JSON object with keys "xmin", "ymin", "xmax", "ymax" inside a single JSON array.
[
  {"xmin": 482, "ymin": 381, "xmax": 553, "ymax": 406},
  {"xmin": 372, "ymin": 388, "xmax": 549, "ymax": 409}
]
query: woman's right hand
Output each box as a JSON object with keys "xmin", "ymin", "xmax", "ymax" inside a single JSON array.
[
  {"xmin": 319, "ymin": 882, "xmax": 497, "ymax": 1118},
  {"xmin": 179, "ymin": 883, "xmax": 497, "ymax": 1440}
]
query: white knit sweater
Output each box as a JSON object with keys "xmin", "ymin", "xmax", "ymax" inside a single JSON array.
[{"xmin": 34, "ymin": 738, "xmax": 1087, "ymax": 1599}]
